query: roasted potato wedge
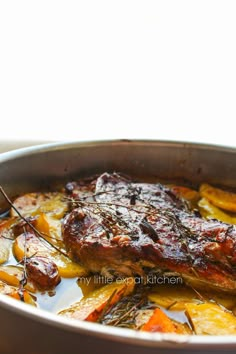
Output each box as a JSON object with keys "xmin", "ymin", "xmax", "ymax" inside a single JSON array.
[{"xmin": 185, "ymin": 303, "xmax": 236, "ymax": 335}]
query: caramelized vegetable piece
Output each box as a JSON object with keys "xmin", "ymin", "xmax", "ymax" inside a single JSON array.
[
  {"xmin": 0, "ymin": 265, "xmax": 36, "ymax": 292},
  {"xmin": 0, "ymin": 218, "xmax": 16, "ymax": 264},
  {"xmin": 13, "ymin": 232, "xmax": 88, "ymax": 278},
  {"xmin": 26, "ymin": 256, "xmax": 61, "ymax": 290},
  {"xmin": 141, "ymin": 308, "xmax": 176, "ymax": 333},
  {"xmin": 0, "ymin": 279, "xmax": 36, "ymax": 306},
  {"xmin": 185, "ymin": 303, "xmax": 236, "ymax": 335},
  {"xmin": 58, "ymin": 279, "xmax": 135, "ymax": 321},
  {"xmin": 198, "ymin": 198, "xmax": 236, "ymax": 224},
  {"xmin": 171, "ymin": 186, "xmax": 200, "ymax": 207},
  {"xmin": 200, "ymin": 183, "xmax": 236, "ymax": 213},
  {"xmin": 11, "ymin": 192, "xmax": 68, "ymax": 219}
]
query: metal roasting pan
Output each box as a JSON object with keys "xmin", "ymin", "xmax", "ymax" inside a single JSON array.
[{"xmin": 1, "ymin": 139, "xmax": 236, "ymax": 354}]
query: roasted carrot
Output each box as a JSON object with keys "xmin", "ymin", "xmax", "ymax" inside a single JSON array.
[{"xmin": 141, "ymin": 308, "xmax": 176, "ymax": 333}]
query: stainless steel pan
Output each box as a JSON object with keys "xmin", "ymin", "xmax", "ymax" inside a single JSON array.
[{"xmin": 1, "ymin": 140, "xmax": 236, "ymax": 354}]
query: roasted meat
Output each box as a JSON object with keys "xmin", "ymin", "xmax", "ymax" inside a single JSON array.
[{"xmin": 62, "ymin": 173, "xmax": 236, "ymax": 292}]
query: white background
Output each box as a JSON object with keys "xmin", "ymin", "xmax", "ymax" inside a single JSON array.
[{"xmin": 0, "ymin": 1, "xmax": 236, "ymax": 150}]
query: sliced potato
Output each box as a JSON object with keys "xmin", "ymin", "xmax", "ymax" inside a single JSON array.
[
  {"xmin": 200, "ymin": 183, "xmax": 236, "ymax": 213},
  {"xmin": 0, "ymin": 265, "xmax": 36, "ymax": 292},
  {"xmin": 58, "ymin": 278, "xmax": 135, "ymax": 321},
  {"xmin": 198, "ymin": 198, "xmax": 236, "ymax": 224},
  {"xmin": 148, "ymin": 284, "xmax": 200, "ymax": 311},
  {"xmin": 11, "ymin": 192, "xmax": 68, "ymax": 219},
  {"xmin": 185, "ymin": 303, "xmax": 236, "ymax": 335},
  {"xmin": 35, "ymin": 212, "xmax": 64, "ymax": 247},
  {"xmin": 13, "ymin": 233, "xmax": 88, "ymax": 278},
  {"xmin": 0, "ymin": 218, "xmax": 16, "ymax": 264},
  {"xmin": 148, "ymin": 284, "xmax": 236, "ymax": 312},
  {"xmin": 0, "ymin": 279, "xmax": 36, "ymax": 306}
]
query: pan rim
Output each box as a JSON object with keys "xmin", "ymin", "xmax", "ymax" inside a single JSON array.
[{"xmin": 1, "ymin": 138, "xmax": 236, "ymax": 164}]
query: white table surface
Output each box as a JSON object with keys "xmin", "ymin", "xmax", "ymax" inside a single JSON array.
[{"xmin": 0, "ymin": 1, "xmax": 236, "ymax": 148}]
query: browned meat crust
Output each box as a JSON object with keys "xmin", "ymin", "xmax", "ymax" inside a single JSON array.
[{"xmin": 62, "ymin": 173, "xmax": 236, "ymax": 292}]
